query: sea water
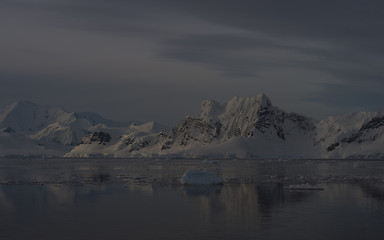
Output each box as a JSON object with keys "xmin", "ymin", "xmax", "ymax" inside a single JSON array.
[{"xmin": 1, "ymin": 158, "xmax": 384, "ymax": 240}]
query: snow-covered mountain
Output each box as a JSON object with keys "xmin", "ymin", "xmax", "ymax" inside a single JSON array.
[
  {"xmin": 0, "ymin": 126, "xmax": 73, "ymax": 157},
  {"xmin": 0, "ymin": 101, "xmax": 74, "ymax": 132},
  {"xmin": 0, "ymin": 101, "xmax": 153, "ymax": 157},
  {"xmin": 3, "ymin": 95, "xmax": 384, "ymax": 159},
  {"xmin": 65, "ymin": 94, "xmax": 319, "ymax": 158},
  {"xmin": 315, "ymin": 110, "xmax": 384, "ymax": 158}
]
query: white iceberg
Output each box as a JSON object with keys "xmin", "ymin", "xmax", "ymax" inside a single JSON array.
[
  {"xmin": 180, "ymin": 169, "xmax": 223, "ymax": 185},
  {"xmin": 285, "ymin": 183, "xmax": 324, "ymax": 190}
]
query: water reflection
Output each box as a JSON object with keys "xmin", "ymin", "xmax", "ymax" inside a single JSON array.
[
  {"xmin": 90, "ymin": 173, "xmax": 111, "ymax": 183},
  {"xmin": 0, "ymin": 188, "xmax": 13, "ymax": 210},
  {"xmin": 181, "ymin": 183, "xmax": 316, "ymax": 223},
  {"xmin": 359, "ymin": 183, "xmax": 384, "ymax": 201},
  {"xmin": 0, "ymin": 182, "xmax": 384, "ymax": 240},
  {"xmin": 1, "ymin": 158, "xmax": 384, "ymax": 239},
  {"xmin": 182, "ymin": 185, "xmax": 222, "ymax": 197}
]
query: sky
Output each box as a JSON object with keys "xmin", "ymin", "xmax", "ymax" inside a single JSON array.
[{"xmin": 1, "ymin": 0, "xmax": 384, "ymax": 125}]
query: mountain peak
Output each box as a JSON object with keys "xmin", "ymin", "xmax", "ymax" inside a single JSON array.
[
  {"xmin": 0, "ymin": 100, "xmax": 36, "ymax": 116},
  {"xmin": 0, "ymin": 100, "xmax": 72, "ymax": 131},
  {"xmin": 227, "ymin": 93, "xmax": 272, "ymax": 108},
  {"xmin": 200, "ymin": 99, "xmax": 225, "ymax": 122},
  {"xmin": 256, "ymin": 93, "xmax": 272, "ymax": 107},
  {"xmin": 199, "ymin": 94, "xmax": 273, "ymax": 123}
]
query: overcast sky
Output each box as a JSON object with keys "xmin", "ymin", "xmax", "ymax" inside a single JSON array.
[{"xmin": 1, "ymin": 0, "xmax": 384, "ymax": 125}]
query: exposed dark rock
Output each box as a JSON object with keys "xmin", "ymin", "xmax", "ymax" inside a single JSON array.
[
  {"xmin": 91, "ymin": 173, "xmax": 110, "ymax": 183},
  {"xmin": 255, "ymin": 107, "xmax": 273, "ymax": 130},
  {"xmin": 277, "ymin": 127, "xmax": 285, "ymax": 140},
  {"xmin": 125, "ymin": 137, "xmax": 135, "ymax": 145},
  {"xmin": 361, "ymin": 117, "xmax": 384, "ymax": 131},
  {"xmin": 1, "ymin": 127, "xmax": 16, "ymax": 133},
  {"xmin": 173, "ymin": 117, "xmax": 219, "ymax": 146},
  {"xmin": 80, "ymin": 132, "xmax": 111, "ymax": 145},
  {"xmin": 327, "ymin": 142, "xmax": 340, "ymax": 152},
  {"xmin": 341, "ymin": 133, "xmax": 360, "ymax": 143},
  {"xmin": 214, "ymin": 121, "xmax": 222, "ymax": 136},
  {"xmin": 161, "ymin": 141, "xmax": 173, "ymax": 150},
  {"xmin": 287, "ymin": 113, "xmax": 315, "ymax": 132}
]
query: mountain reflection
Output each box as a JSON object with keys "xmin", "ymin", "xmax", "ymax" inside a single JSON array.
[
  {"xmin": 182, "ymin": 185, "xmax": 222, "ymax": 197},
  {"xmin": 181, "ymin": 183, "xmax": 314, "ymax": 222},
  {"xmin": 1, "ymin": 182, "xmax": 384, "ymax": 240},
  {"xmin": 359, "ymin": 183, "xmax": 384, "ymax": 201}
]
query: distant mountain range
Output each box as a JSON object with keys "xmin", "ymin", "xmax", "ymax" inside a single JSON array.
[
  {"xmin": 1, "ymin": 94, "xmax": 384, "ymax": 159},
  {"xmin": 0, "ymin": 100, "xmax": 167, "ymax": 157}
]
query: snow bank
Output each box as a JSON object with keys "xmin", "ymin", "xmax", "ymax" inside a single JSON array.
[{"xmin": 180, "ymin": 169, "xmax": 223, "ymax": 185}]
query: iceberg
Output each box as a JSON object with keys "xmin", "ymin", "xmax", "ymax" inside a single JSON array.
[{"xmin": 180, "ymin": 169, "xmax": 223, "ymax": 185}]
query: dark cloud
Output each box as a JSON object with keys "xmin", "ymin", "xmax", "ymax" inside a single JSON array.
[
  {"xmin": 160, "ymin": 0, "xmax": 384, "ymax": 41},
  {"xmin": 0, "ymin": 71, "xmax": 215, "ymax": 124},
  {"xmin": 1, "ymin": 0, "xmax": 384, "ymax": 123},
  {"xmin": 1, "ymin": 0, "xmax": 158, "ymax": 36},
  {"xmin": 161, "ymin": 33, "xmax": 324, "ymax": 76},
  {"xmin": 308, "ymin": 82, "xmax": 384, "ymax": 111},
  {"xmin": 158, "ymin": 0, "xmax": 384, "ymax": 79}
]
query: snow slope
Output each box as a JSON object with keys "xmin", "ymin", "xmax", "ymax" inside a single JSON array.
[
  {"xmin": 0, "ymin": 127, "xmax": 72, "ymax": 157},
  {"xmin": 0, "ymin": 101, "xmax": 74, "ymax": 132}
]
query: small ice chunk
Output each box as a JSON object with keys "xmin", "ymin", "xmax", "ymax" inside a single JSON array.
[
  {"xmin": 353, "ymin": 162, "xmax": 365, "ymax": 168},
  {"xmin": 180, "ymin": 169, "xmax": 223, "ymax": 185},
  {"xmin": 285, "ymin": 183, "xmax": 324, "ymax": 190}
]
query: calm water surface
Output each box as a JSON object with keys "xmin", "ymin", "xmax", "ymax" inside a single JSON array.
[{"xmin": 1, "ymin": 158, "xmax": 384, "ymax": 240}]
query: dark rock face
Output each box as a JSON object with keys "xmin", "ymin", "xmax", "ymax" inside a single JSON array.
[
  {"xmin": 172, "ymin": 117, "xmax": 221, "ymax": 146},
  {"xmin": 80, "ymin": 132, "xmax": 111, "ymax": 145},
  {"xmin": 125, "ymin": 137, "xmax": 135, "ymax": 145},
  {"xmin": 252, "ymin": 108, "xmax": 314, "ymax": 140},
  {"xmin": 128, "ymin": 140, "xmax": 151, "ymax": 152},
  {"xmin": 1, "ymin": 127, "xmax": 16, "ymax": 133},
  {"xmin": 121, "ymin": 132, "xmax": 168, "ymax": 153},
  {"xmin": 254, "ymin": 109, "xmax": 314, "ymax": 140},
  {"xmin": 361, "ymin": 117, "xmax": 384, "ymax": 131},
  {"xmin": 327, "ymin": 142, "xmax": 340, "ymax": 152},
  {"xmin": 287, "ymin": 113, "xmax": 315, "ymax": 132},
  {"xmin": 341, "ymin": 133, "xmax": 360, "ymax": 143},
  {"xmin": 161, "ymin": 141, "xmax": 173, "ymax": 150},
  {"xmin": 277, "ymin": 127, "xmax": 285, "ymax": 140}
]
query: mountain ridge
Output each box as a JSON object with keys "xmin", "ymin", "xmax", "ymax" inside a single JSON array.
[
  {"xmin": 2, "ymin": 95, "xmax": 384, "ymax": 159},
  {"xmin": 0, "ymin": 100, "xmax": 164, "ymax": 157},
  {"xmin": 66, "ymin": 93, "xmax": 382, "ymax": 159}
]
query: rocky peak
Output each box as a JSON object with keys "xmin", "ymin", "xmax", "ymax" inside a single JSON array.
[
  {"xmin": 200, "ymin": 99, "xmax": 225, "ymax": 122},
  {"xmin": 224, "ymin": 94, "xmax": 272, "ymax": 117},
  {"xmin": 179, "ymin": 94, "xmax": 311, "ymax": 141},
  {"xmin": 256, "ymin": 93, "xmax": 272, "ymax": 107}
]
